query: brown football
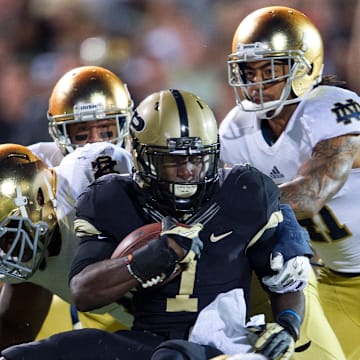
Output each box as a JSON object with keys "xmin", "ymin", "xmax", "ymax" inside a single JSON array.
[
  {"xmin": 111, "ymin": 223, "xmax": 162, "ymax": 259},
  {"xmin": 111, "ymin": 222, "xmax": 187, "ymax": 286}
]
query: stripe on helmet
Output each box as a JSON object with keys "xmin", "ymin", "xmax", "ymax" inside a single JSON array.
[{"xmin": 170, "ymin": 89, "xmax": 189, "ymax": 137}]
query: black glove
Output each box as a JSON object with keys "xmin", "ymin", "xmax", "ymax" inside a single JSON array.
[
  {"xmin": 128, "ymin": 217, "xmax": 203, "ymax": 288},
  {"xmin": 248, "ymin": 309, "xmax": 301, "ymax": 360},
  {"xmin": 161, "ymin": 216, "xmax": 203, "ymax": 263},
  {"xmin": 248, "ymin": 322, "xmax": 295, "ymax": 360}
]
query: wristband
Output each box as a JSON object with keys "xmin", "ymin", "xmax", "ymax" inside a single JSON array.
[{"xmin": 276, "ymin": 309, "xmax": 302, "ymax": 341}]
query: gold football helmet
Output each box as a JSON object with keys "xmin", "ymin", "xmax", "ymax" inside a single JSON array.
[
  {"xmin": 48, "ymin": 65, "xmax": 134, "ymax": 154},
  {"xmin": 130, "ymin": 89, "xmax": 220, "ymax": 217},
  {"xmin": 228, "ymin": 6, "xmax": 324, "ymax": 117},
  {"xmin": 0, "ymin": 144, "xmax": 57, "ymax": 280}
]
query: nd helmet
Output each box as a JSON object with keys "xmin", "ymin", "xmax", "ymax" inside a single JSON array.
[
  {"xmin": 0, "ymin": 144, "xmax": 57, "ymax": 279},
  {"xmin": 48, "ymin": 65, "xmax": 134, "ymax": 154},
  {"xmin": 228, "ymin": 6, "xmax": 324, "ymax": 117},
  {"xmin": 130, "ymin": 89, "xmax": 220, "ymax": 217}
]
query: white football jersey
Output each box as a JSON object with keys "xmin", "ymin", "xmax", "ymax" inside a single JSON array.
[
  {"xmin": 219, "ymin": 85, "xmax": 360, "ymax": 272},
  {"xmin": 28, "ymin": 142, "xmax": 64, "ymax": 167},
  {"xmin": 55, "ymin": 142, "xmax": 133, "ymax": 216},
  {"xmin": 2, "ymin": 142, "xmax": 134, "ymax": 326}
]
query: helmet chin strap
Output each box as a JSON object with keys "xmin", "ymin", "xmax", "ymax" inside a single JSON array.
[
  {"xmin": 255, "ymin": 85, "xmax": 313, "ymax": 120},
  {"xmin": 14, "ymin": 185, "xmax": 29, "ymax": 219},
  {"xmin": 255, "ymin": 98, "xmax": 298, "ymax": 120},
  {"xmin": 42, "ymin": 175, "xmax": 57, "ymax": 210},
  {"xmin": 173, "ymin": 184, "xmax": 198, "ymax": 198}
]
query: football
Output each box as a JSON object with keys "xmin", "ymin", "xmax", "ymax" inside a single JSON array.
[
  {"xmin": 111, "ymin": 223, "xmax": 163, "ymax": 259},
  {"xmin": 111, "ymin": 222, "xmax": 187, "ymax": 286}
]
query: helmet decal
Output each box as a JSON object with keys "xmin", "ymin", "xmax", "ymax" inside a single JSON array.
[
  {"xmin": 130, "ymin": 110, "xmax": 146, "ymax": 132},
  {"xmin": 170, "ymin": 89, "xmax": 189, "ymax": 137}
]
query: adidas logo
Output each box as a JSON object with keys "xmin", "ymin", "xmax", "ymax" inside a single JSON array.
[{"xmin": 269, "ymin": 166, "xmax": 285, "ymax": 179}]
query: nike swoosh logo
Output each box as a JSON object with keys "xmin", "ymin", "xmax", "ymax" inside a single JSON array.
[{"xmin": 210, "ymin": 231, "xmax": 233, "ymax": 243}]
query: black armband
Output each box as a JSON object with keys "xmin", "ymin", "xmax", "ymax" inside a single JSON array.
[
  {"xmin": 127, "ymin": 235, "xmax": 178, "ymax": 288},
  {"xmin": 276, "ymin": 309, "xmax": 302, "ymax": 341}
]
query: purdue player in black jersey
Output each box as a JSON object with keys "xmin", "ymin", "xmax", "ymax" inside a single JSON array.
[{"xmin": 1, "ymin": 90, "xmax": 312, "ymax": 360}]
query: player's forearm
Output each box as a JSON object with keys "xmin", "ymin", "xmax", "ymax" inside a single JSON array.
[
  {"xmin": 269, "ymin": 290, "xmax": 305, "ymax": 322},
  {"xmin": 268, "ymin": 290, "xmax": 305, "ymax": 341},
  {"xmin": 70, "ymin": 257, "xmax": 137, "ymax": 312},
  {"xmin": 279, "ymin": 176, "xmax": 326, "ymax": 219},
  {"xmin": 279, "ymin": 135, "xmax": 358, "ymax": 219}
]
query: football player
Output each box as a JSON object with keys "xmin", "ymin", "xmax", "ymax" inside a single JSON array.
[
  {"xmin": 1, "ymin": 90, "xmax": 312, "ymax": 360},
  {"xmin": 219, "ymin": 5, "xmax": 360, "ymax": 359},
  {"xmin": 0, "ymin": 142, "xmax": 133, "ymax": 350},
  {"xmin": 27, "ymin": 64, "xmax": 135, "ymax": 339},
  {"xmin": 28, "ymin": 65, "xmax": 134, "ymax": 167}
]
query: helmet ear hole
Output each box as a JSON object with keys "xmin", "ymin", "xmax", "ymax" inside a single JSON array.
[
  {"xmin": 37, "ymin": 188, "xmax": 45, "ymax": 206},
  {"xmin": 308, "ymin": 64, "xmax": 314, "ymax": 76}
]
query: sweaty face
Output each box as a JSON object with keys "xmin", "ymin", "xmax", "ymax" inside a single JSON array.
[
  {"xmin": 157, "ymin": 154, "xmax": 208, "ymax": 182},
  {"xmin": 240, "ymin": 60, "xmax": 289, "ymax": 103},
  {"xmin": 156, "ymin": 154, "xmax": 210, "ymax": 198},
  {"xmin": 68, "ymin": 118, "xmax": 118, "ymax": 145}
]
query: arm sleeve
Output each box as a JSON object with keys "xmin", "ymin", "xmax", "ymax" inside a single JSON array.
[
  {"xmin": 247, "ymin": 205, "xmax": 313, "ymax": 277},
  {"xmin": 273, "ymin": 204, "xmax": 313, "ymax": 261},
  {"xmin": 69, "ymin": 234, "xmax": 118, "ymax": 281}
]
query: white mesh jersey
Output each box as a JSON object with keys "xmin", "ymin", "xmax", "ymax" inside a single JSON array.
[
  {"xmin": 219, "ymin": 85, "xmax": 360, "ymax": 273},
  {"xmin": 2, "ymin": 142, "xmax": 134, "ymax": 327}
]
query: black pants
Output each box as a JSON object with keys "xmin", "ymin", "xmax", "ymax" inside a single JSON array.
[{"xmin": 1, "ymin": 329, "xmax": 222, "ymax": 360}]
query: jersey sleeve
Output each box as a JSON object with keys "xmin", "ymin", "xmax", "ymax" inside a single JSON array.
[
  {"xmin": 69, "ymin": 234, "xmax": 117, "ymax": 280},
  {"xmin": 219, "ymin": 106, "xmax": 256, "ymax": 166},
  {"xmin": 220, "ymin": 165, "xmax": 281, "ymax": 247},
  {"xmin": 75, "ymin": 174, "xmax": 145, "ymax": 241},
  {"xmin": 247, "ymin": 204, "xmax": 313, "ymax": 278},
  {"xmin": 225, "ymin": 165, "xmax": 283, "ymax": 276},
  {"xmin": 56, "ymin": 142, "xmax": 133, "ymax": 205},
  {"xmin": 70, "ymin": 175, "xmax": 146, "ymax": 279},
  {"xmin": 224, "ymin": 166, "xmax": 312, "ymax": 277},
  {"xmin": 273, "ymin": 204, "xmax": 313, "ymax": 261},
  {"xmin": 301, "ymin": 86, "xmax": 360, "ymax": 146}
]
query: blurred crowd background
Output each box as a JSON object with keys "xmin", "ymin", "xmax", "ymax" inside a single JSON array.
[{"xmin": 1, "ymin": 0, "xmax": 360, "ymax": 146}]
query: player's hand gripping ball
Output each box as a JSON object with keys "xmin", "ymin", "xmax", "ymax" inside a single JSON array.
[{"xmin": 111, "ymin": 221, "xmax": 193, "ymax": 286}]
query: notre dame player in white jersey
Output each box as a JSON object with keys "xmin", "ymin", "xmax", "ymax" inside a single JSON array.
[
  {"xmin": 26, "ymin": 65, "xmax": 135, "ymax": 339},
  {"xmin": 220, "ymin": 6, "xmax": 360, "ymax": 360},
  {"xmin": 28, "ymin": 65, "xmax": 134, "ymax": 167},
  {"xmin": 0, "ymin": 143, "xmax": 133, "ymax": 350}
]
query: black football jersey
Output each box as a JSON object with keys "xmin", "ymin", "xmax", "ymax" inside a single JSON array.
[{"xmin": 71, "ymin": 165, "xmax": 303, "ymax": 338}]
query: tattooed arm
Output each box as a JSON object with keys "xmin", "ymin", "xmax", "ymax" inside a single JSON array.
[{"xmin": 279, "ymin": 134, "xmax": 360, "ymax": 219}]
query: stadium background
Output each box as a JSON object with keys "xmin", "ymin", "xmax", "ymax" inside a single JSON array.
[{"xmin": 1, "ymin": 0, "xmax": 359, "ymax": 145}]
